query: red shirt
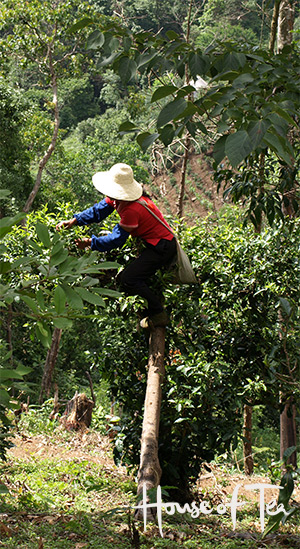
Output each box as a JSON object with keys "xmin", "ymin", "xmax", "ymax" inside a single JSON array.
[{"xmin": 105, "ymin": 196, "xmax": 174, "ymax": 246}]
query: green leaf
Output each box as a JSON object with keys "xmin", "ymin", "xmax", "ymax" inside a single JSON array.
[
  {"xmin": 263, "ymin": 131, "xmax": 293, "ymax": 165},
  {"xmin": 0, "ymin": 213, "xmax": 26, "ymax": 239},
  {"xmin": 213, "ymin": 135, "xmax": 227, "ymax": 165},
  {"xmin": 74, "ymin": 287, "xmax": 105, "ymax": 307},
  {"xmin": 189, "ymin": 52, "xmax": 209, "ymax": 78},
  {"xmin": 14, "ymin": 365, "xmax": 32, "ymax": 376},
  {"xmin": 0, "ymin": 389, "xmax": 10, "ymax": 407},
  {"xmin": 118, "ymin": 57, "xmax": 137, "ymax": 83},
  {"xmin": 248, "ymin": 119, "xmax": 268, "ymax": 149},
  {"xmin": 119, "ymin": 121, "xmax": 138, "ymax": 133},
  {"xmin": 283, "ymin": 446, "xmax": 296, "ymax": 462},
  {"xmin": 137, "ymin": 132, "xmax": 159, "ymax": 152},
  {"xmin": 68, "ymin": 17, "xmax": 94, "ymax": 33},
  {"xmin": 95, "ymin": 288, "xmax": 122, "ymax": 298},
  {"xmin": 86, "ymin": 29, "xmax": 105, "ymax": 50},
  {"xmin": 157, "ymin": 98, "xmax": 187, "ymax": 128},
  {"xmin": 225, "ymin": 131, "xmax": 253, "ymax": 167},
  {"xmin": 97, "ymin": 52, "xmax": 120, "ymax": 69},
  {"xmin": 53, "ymin": 317, "xmax": 73, "ymax": 329},
  {"xmin": 35, "ymin": 323, "xmax": 52, "ymax": 348},
  {"xmin": 53, "ymin": 286, "xmax": 66, "ymax": 314},
  {"xmin": 166, "ymin": 30, "xmax": 180, "ymax": 40},
  {"xmin": 151, "ymin": 85, "xmax": 178, "ymax": 103},
  {"xmin": 159, "ymin": 124, "xmax": 175, "ymax": 146},
  {"xmin": 97, "ymin": 261, "xmax": 120, "ymax": 270},
  {"xmin": 36, "ymin": 321, "xmax": 49, "ymax": 338},
  {"xmin": 279, "ymin": 297, "xmax": 292, "ymax": 316},
  {"xmin": 62, "ymin": 284, "xmax": 84, "ymax": 310},
  {"xmin": 0, "ymin": 369, "xmax": 24, "ymax": 381},
  {"xmin": 50, "ymin": 249, "xmax": 69, "ymax": 267},
  {"xmin": 232, "ymin": 73, "xmax": 254, "ymax": 88},
  {"xmin": 36, "ymin": 289, "xmax": 45, "ymax": 310},
  {"xmin": 36, "ymin": 223, "xmax": 51, "ymax": 248},
  {"xmin": 0, "ymin": 261, "xmax": 12, "ymax": 274},
  {"xmin": 21, "ymin": 295, "xmax": 39, "ymax": 314},
  {"xmin": 0, "ymin": 190, "xmax": 11, "ymax": 200}
]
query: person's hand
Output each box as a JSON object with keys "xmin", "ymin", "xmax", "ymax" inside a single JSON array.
[
  {"xmin": 75, "ymin": 238, "xmax": 92, "ymax": 249},
  {"xmin": 56, "ymin": 218, "xmax": 77, "ymax": 231}
]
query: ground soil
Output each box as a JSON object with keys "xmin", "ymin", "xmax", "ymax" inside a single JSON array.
[{"xmin": 8, "ymin": 433, "xmax": 300, "ymax": 508}]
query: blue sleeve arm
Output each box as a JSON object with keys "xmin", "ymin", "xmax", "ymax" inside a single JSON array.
[
  {"xmin": 74, "ymin": 198, "xmax": 114, "ymax": 226},
  {"xmin": 91, "ymin": 224, "xmax": 130, "ymax": 252}
]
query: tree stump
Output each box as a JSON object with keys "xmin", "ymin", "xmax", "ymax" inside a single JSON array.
[{"xmin": 60, "ymin": 392, "xmax": 94, "ymax": 432}]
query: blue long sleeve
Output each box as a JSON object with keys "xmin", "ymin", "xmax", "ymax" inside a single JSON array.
[
  {"xmin": 74, "ymin": 198, "xmax": 114, "ymax": 226},
  {"xmin": 91, "ymin": 224, "xmax": 129, "ymax": 252}
]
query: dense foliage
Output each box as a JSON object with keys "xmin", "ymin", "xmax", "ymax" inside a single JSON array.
[{"xmin": 0, "ymin": 1, "xmax": 299, "ymax": 517}]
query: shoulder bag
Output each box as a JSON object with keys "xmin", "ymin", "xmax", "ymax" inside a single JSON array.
[{"xmin": 137, "ymin": 199, "xmax": 197, "ymax": 284}]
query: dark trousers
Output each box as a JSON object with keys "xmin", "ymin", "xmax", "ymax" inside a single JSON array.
[{"xmin": 119, "ymin": 238, "xmax": 176, "ymax": 316}]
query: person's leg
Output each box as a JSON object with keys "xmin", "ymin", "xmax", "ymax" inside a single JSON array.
[{"xmin": 119, "ymin": 238, "xmax": 176, "ymax": 316}]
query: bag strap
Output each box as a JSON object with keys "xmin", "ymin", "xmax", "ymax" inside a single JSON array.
[{"xmin": 137, "ymin": 198, "xmax": 175, "ymax": 237}]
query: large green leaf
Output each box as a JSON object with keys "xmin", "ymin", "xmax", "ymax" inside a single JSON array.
[
  {"xmin": 188, "ymin": 52, "xmax": 209, "ymax": 78},
  {"xmin": 95, "ymin": 288, "xmax": 122, "ymax": 298},
  {"xmin": 137, "ymin": 132, "xmax": 159, "ymax": 152},
  {"xmin": 159, "ymin": 124, "xmax": 175, "ymax": 146},
  {"xmin": 157, "ymin": 98, "xmax": 187, "ymax": 128},
  {"xmin": 35, "ymin": 323, "xmax": 52, "ymax": 348},
  {"xmin": 53, "ymin": 317, "xmax": 73, "ymax": 329},
  {"xmin": 0, "ymin": 213, "xmax": 26, "ymax": 239},
  {"xmin": 86, "ymin": 30, "xmax": 105, "ymax": 50},
  {"xmin": 20, "ymin": 295, "xmax": 39, "ymax": 314},
  {"xmin": 53, "ymin": 286, "xmax": 66, "ymax": 314},
  {"xmin": 62, "ymin": 284, "xmax": 84, "ymax": 310},
  {"xmin": 263, "ymin": 131, "xmax": 293, "ymax": 165},
  {"xmin": 118, "ymin": 57, "xmax": 137, "ymax": 83},
  {"xmin": 248, "ymin": 119, "xmax": 269, "ymax": 149},
  {"xmin": 213, "ymin": 135, "xmax": 227, "ymax": 165},
  {"xmin": 74, "ymin": 287, "xmax": 105, "ymax": 307},
  {"xmin": 50, "ymin": 248, "xmax": 69, "ymax": 267},
  {"xmin": 0, "ymin": 389, "xmax": 10, "ymax": 407},
  {"xmin": 36, "ymin": 222, "xmax": 51, "ymax": 248},
  {"xmin": 0, "ymin": 369, "xmax": 24, "ymax": 381},
  {"xmin": 151, "ymin": 85, "xmax": 178, "ymax": 103},
  {"xmin": 119, "ymin": 121, "xmax": 138, "ymax": 133},
  {"xmin": 225, "ymin": 130, "xmax": 253, "ymax": 167}
]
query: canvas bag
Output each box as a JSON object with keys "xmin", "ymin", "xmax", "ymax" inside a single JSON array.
[{"xmin": 137, "ymin": 199, "xmax": 197, "ymax": 285}]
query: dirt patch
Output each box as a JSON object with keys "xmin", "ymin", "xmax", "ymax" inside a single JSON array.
[
  {"xmin": 198, "ymin": 463, "xmax": 300, "ymax": 506},
  {"xmin": 8, "ymin": 431, "xmax": 120, "ymax": 470},
  {"xmin": 149, "ymin": 153, "xmax": 225, "ymax": 222}
]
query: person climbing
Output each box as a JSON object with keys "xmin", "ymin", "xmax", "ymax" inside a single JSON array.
[{"xmin": 56, "ymin": 163, "xmax": 176, "ymax": 328}]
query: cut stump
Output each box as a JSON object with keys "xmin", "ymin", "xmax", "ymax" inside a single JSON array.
[{"xmin": 60, "ymin": 392, "xmax": 94, "ymax": 432}]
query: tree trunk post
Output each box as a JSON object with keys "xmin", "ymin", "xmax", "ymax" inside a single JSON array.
[
  {"xmin": 280, "ymin": 396, "xmax": 297, "ymax": 468},
  {"xmin": 39, "ymin": 327, "xmax": 62, "ymax": 404},
  {"xmin": 243, "ymin": 404, "xmax": 254, "ymax": 475},
  {"xmin": 137, "ymin": 326, "xmax": 166, "ymax": 506},
  {"xmin": 269, "ymin": 0, "xmax": 282, "ymax": 52},
  {"xmin": 277, "ymin": 0, "xmax": 295, "ymax": 52}
]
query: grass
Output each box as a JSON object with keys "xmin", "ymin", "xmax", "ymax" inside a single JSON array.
[{"xmin": 0, "ymin": 418, "xmax": 299, "ymax": 548}]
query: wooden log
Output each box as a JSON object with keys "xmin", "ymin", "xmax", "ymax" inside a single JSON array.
[{"xmin": 136, "ymin": 326, "xmax": 166, "ymax": 518}]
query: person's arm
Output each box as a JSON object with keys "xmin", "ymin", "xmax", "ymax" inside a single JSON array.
[
  {"xmin": 90, "ymin": 224, "xmax": 130, "ymax": 252},
  {"xmin": 74, "ymin": 198, "xmax": 114, "ymax": 226}
]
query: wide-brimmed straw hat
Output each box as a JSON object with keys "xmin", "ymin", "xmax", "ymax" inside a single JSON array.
[{"xmin": 92, "ymin": 163, "xmax": 143, "ymax": 201}]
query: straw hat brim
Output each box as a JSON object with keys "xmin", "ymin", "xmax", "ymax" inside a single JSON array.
[{"xmin": 92, "ymin": 170, "xmax": 143, "ymax": 201}]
